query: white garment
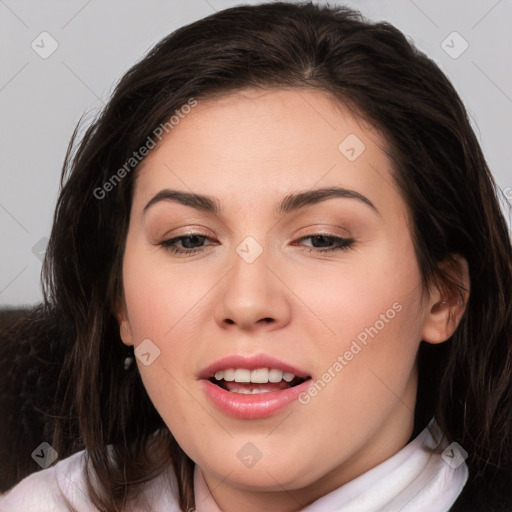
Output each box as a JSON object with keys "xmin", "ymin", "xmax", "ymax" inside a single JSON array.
[{"xmin": 0, "ymin": 418, "xmax": 468, "ymax": 512}]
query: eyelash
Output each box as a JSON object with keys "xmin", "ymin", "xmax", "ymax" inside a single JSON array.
[{"xmin": 160, "ymin": 233, "xmax": 355, "ymax": 256}]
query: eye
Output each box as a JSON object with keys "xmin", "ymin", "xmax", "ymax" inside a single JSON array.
[
  {"xmin": 159, "ymin": 233, "xmax": 355, "ymax": 256},
  {"xmin": 292, "ymin": 234, "xmax": 355, "ymax": 253},
  {"xmin": 160, "ymin": 233, "xmax": 216, "ymax": 255}
]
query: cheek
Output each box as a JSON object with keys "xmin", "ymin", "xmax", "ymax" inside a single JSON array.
[
  {"xmin": 122, "ymin": 248, "xmax": 204, "ymax": 426},
  {"xmin": 291, "ymin": 238, "xmax": 423, "ymax": 355},
  {"xmin": 122, "ymin": 234, "xmax": 202, "ymax": 338},
  {"xmin": 291, "ymin": 236, "xmax": 424, "ymax": 413},
  {"xmin": 121, "ymin": 238, "xmax": 216, "ymax": 386}
]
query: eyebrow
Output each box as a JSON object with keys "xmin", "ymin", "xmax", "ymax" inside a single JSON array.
[{"xmin": 143, "ymin": 186, "xmax": 379, "ymax": 216}]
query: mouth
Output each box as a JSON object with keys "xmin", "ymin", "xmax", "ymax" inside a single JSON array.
[
  {"xmin": 198, "ymin": 354, "xmax": 313, "ymax": 418},
  {"xmin": 208, "ymin": 368, "xmax": 311, "ymax": 394}
]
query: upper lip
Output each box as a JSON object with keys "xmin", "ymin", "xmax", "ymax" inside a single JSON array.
[{"xmin": 198, "ymin": 354, "xmax": 311, "ymax": 380}]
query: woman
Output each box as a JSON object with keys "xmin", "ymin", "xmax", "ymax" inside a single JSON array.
[{"xmin": 1, "ymin": 2, "xmax": 511, "ymax": 511}]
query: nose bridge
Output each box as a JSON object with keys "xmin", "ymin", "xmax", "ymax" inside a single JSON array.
[
  {"xmin": 214, "ymin": 234, "xmax": 290, "ymax": 329},
  {"xmin": 232, "ymin": 235, "xmax": 269, "ymax": 295}
]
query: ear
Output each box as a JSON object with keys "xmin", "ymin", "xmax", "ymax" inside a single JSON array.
[
  {"xmin": 115, "ymin": 294, "xmax": 135, "ymax": 347},
  {"xmin": 421, "ymin": 254, "xmax": 470, "ymax": 344}
]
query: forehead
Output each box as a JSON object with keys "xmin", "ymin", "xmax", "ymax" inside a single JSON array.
[{"xmin": 132, "ymin": 87, "xmax": 404, "ymax": 219}]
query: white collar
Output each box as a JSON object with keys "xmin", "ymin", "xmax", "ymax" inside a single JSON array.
[{"xmin": 193, "ymin": 418, "xmax": 468, "ymax": 512}]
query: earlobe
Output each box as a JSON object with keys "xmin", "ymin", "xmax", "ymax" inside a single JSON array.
[
  {"xmin": 421, "ymin": 254, "xmax": 470, "ymax": 344},
  {"xmin": 119, "ymin": 318, "xmax": 135, "ymax": 347},
  {"xmin": 115, "ymin": 297, "xmax": 135, "ymax": 347}
]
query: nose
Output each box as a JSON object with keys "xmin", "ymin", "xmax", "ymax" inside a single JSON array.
[{"xmin": 214, "ymin": 242, "xmax": 291, "ymax": 332}]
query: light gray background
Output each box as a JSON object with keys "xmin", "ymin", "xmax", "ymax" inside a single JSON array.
[{"xmin": 1, "ymin": 0, "xmax": 511, "ymax": 306}]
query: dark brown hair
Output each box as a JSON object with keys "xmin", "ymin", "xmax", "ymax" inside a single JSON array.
[{"xmin": 40, "ymin": 2, "xmax": 512, "ymax": 511}]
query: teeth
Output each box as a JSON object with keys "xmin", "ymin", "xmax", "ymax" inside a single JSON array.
[
  {"xmin": 234, "ymin": 369, "xmax": 251, "ymax": 382},
  {"xmin": 251, "ymin": 368, "xmax": 269, "ymax": 383},
  {"xmin": 268, "ymin": 369, "xmax": 283, "ymax": 383},
  {"xmin": 213, "ymin": 367, "xmax": 297, "ymax": 384},
  {"xmin": 232, "ymin": 388, "xmax": 274, "ymax": 394},
  {"xmin": 223, "ymin": 369, "xmax": 235, "ymax": 381}
]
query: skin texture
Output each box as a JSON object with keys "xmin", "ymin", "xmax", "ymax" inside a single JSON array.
[{"xmin": 117, "ymin": 88, "xmax": 469, "ymax": 512}]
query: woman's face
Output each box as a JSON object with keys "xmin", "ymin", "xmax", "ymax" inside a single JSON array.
[{"xmin": 118, "ymin": 88, "xmax": 441, "ymax": 509}]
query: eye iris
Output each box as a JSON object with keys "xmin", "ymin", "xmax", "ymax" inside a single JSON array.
[
  {"xmin": 311, "ymin": 235, "xmax": 333, "ymax": 247},
  {"xmin": 182, "ymin": 235, "xmax": 205, "ymax": 249}
]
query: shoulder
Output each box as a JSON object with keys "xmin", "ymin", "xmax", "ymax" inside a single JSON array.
[
  {"xmin": 0, "ymin": 449, "xmax": 91, "ymax": 511},
  {"xmin": 0, "ymin": 446, "xmax": 184, "ymax": 512}
]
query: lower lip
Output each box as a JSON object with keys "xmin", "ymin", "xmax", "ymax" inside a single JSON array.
[{"xmin": 200, "ymin": 378, "xmax": 313, "ymax": 419}]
